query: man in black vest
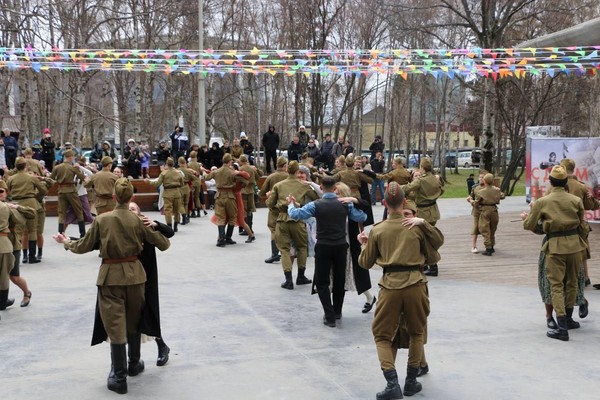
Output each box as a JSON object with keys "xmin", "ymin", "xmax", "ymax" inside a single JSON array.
[{"xmin": 287, "ymin": 176, "xmax": 367, "ymax": 327}]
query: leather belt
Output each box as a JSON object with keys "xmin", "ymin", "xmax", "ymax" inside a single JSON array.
[
  {"xmin": 546, "ymin": 229, "xmax": 578, "ymax": 239},
  {"xmin": 96, "ymin": 194, "xmax": 113, "ymax": 199},
  {"xmin": 0, "ymin": 232, "xmax": 9, "ymax": 237},
  {"xmin": 383, "ymin": 265, "xmax": 421, "ymax": 273},
  {"xmin": 218, "ymin": 187, "xmax": 233, "ymax": 191},
  {"xmin": 417, "ymin": 199, "xmax": 437, "ymax": 208},
  {"xmin": 164, "ymin": 186, "xmax": 180, "ymax": 189},
  {"xmin": 102, "ymin": 255, "xmax": 138, "ymax": 264}
]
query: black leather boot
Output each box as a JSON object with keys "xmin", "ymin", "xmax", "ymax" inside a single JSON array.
[
  {"xmin": 58, "ymin": 223, "xmax": 64, "ymax": 234},
  {"xmin": 424, "ymin": 264, "xmax": 438, "ymax": 276},
  {"xmin": 127, "ymin": 334, "xmax": 145, "ymax": 376},
  {"xmin": 579, "ymin": 298, "xmax": 589, "ymax": 319},
  {"xmin": 78, "ymin": 221, "xmax": 86, "ymax": 238},
  {"xmin": 225, "ymin": 225, "xmax": 236, "ymax": 245},
  {"xmin": 296, "ymin": 268, "xmax": 312, "ymax": 285},
  {"xmin": 173, "ymin": 222, "xmax": 178, "ymax": 232},
  {"xmin": 107, "ymin": 343, "xmax": 128, "ymax": 394},
  {"xmin": 22, "ymin": 249, "xmax": 28, "ymax": 264},
  {"xmin": 0, "ymin": 289, "xmax": 15, "ymax": 310},
  {"xmin": 281, "ymin": 271, "xmax": 294, "ymax": 290},
  {"xmin": 376, "ymin": 369, "xmax": 403, "ymax": 400},
  {"xmin": 547, "ymin": 316, "xmax": 569, "ymax": 341},
  {"xmin": 36, "ymin": 247, "xmax": 43, "ymax": 261},
  {"xmin": 181, "ymin": 214, "xmax": 188, "ymax": 225},
  {"xmin": 565, "ymin": 307, "xmax": 581, "ymax": 329},
  {"xmin": 217, "ymin": 226, "xmax": 226, "ymax": 247},
  {"xmin": 265, "ymin": 240, "xmax": 281, "ymax": 263},
  {"xmin": 190, "ymin": 209, "xmax": 197, "ymax": 218},
  {"xmin": 403, "ymin": 366, "xmax": 422, "ymax": 396},
  {"xmin": 156, "ymin": 338, "xmax": 170, "ymax": 367},
  {"xmin": 28, "ymin": 241, "xmax": 40, "ymax": 264},
  {"xmin": 481, "ymin": 248, "xmax": 493, "ymax": 256}
]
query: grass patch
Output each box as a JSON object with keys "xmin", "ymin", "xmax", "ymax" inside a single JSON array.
[{"xmin": 440, "ymin": 168, "xmax": 525, "ymax": 198}]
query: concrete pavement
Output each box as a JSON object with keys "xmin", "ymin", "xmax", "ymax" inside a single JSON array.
[{"xmin": 2, "ymin": 197, "xmax": 600, "ymax": 400}]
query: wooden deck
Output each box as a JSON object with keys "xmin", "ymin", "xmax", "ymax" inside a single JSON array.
[{"xmin": 435, "ymin": 211, "xmax": 600, "ymax": 288}]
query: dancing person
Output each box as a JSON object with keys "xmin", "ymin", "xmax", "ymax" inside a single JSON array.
[
  {"xmin": 259, "ymin": 156, "xmax": 288, "ymax": 263},
  {"xmin": 473, "ymin": 173, "xmax": 505, "ymax": 256},
  {"xmin": 146, "ymin": 158, "xmax": 183, "ymax": 232},
  {"xmin": 50, "ymin": 150, "xmax": 86, "ymax": 236}
]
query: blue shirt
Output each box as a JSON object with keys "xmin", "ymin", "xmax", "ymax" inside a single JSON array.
[{"xmin": 288, "ymin": 192, "xmax": 367, "ymax": 223}]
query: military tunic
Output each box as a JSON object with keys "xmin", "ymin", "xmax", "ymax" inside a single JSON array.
[
  {"xmin": 474, "ymin": 185, "xmax": 505, "ymax": 249},
  {"xmin": 49, "ymin": 161, "xmax": 86, "ymax": 223},
  {"xmin": 148, "ymin": 168, "xmax": 184, "ymax": 225},
  {"xmin": 178, "ymin": 167, "xmax": 196, "ymax": 215},
  {"xmin": 205, "ymin": 166, "xmax": 248, "ymax": 226},
  {"xmin": 469, "ymin": 184, "xmax": 482, "ymax": 235},
  {"xmin": 359, "ymin": 214, "xmax": 443, "ymax": 371},
  {"xmin": 7, "ymin": 170, "xmax": 46, "ymax": 236},
  {"xmin": 64, "ymin": 204, "xmax": 170, "ymax": 344},
  {"xmin": 85, "ymin": 170, "xmax": 117, "ymax": 214},
  {"xmin": 523, "ymin": 187, "xmax": 587, "ymax": 317},
  {"xmin": 333, "ymin": 168, "xmax": 373, "ymax": 199},
  {"xmin": 240, "ymin": 164, "xmax": 262, "ymax": 213},
  {"xmin": 378, "ymin": 166, "xmax": 412, "ymax": 185},
  {"xmin": 259, "ymin": 169, "xmax": 288, "ymax": 239},
  {"xmin": 401, "ymin": 172, "xmax": 443, "ymax": 226},
  {"xmin": 265, "ymin": 175, "xmax": 319, "ymax": 272},
  {"xmin": 188, "ymin": 160, "xmax": 204, "ymax": 209},
  {"xmin": 0, "ymin": 202, "xmax": 15, "ymax": 291}
]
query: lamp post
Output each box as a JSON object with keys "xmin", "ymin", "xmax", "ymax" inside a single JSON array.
[{"xmin": 198, "ymin": 0, "xmax": 206, "ymax": 144}]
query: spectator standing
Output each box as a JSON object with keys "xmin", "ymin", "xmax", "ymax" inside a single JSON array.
[
  {"xmin": 262, "ymin": 124, "xmax": 280, "ymax": 174},
  {"xmin": 369, "ymin": 135, "xmax": 385, "ymax": 161},
  {"xmin": 332, "ymin": 136, "xmax": 345, "ymax": 159},
  {"xmin": 170, "ymin": 125, "xmax": 189, "ymax": 165},
  {"xmin": 3, "ymin": 129, "xmax": 18, "ymax": 169},
  {"xmin": 370, "ymin": 151, "xmax": 386, "ymax": 205},
  {"xmin": 306, "ymin": 138, "xmax": 320, "ymax": 160},
  {"xmin": 342, "ymin": 139, "xmax": 354, "ymax": 157},
  {"xmin": 240, "ymin": 132, "xmax": 255, "ymax": 164},
  {"xmin": 297, "ymin": 125, "xmax": 310, "ymax": 147},
  {"xmin": 287, "ymin": 135, "xmax": 305, "ymax": 162},
  {"xmin": 40, "ymin": 128, "xmax": 56, "ymax": 172},
  {"xmin": 156, "ymin": 141, "xmax": 171, "ymax": 167},
  {"xmin": 318, "ymin": 133, "xmax": 334, "ymax": 170}
]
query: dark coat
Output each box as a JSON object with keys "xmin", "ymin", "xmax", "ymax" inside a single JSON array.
[{"xmin": 91, "ymin": 221, "xmax": 175, "ymax": 345}]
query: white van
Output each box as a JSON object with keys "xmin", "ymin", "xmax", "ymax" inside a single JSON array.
[{"xmin": 457, "ymin": 151, "xmax": 474, "ymax": 168}]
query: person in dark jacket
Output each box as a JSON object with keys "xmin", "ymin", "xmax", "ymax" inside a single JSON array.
[
  {"xmin": 3, "ymin": 129, "xmax": 18, "ymax": 169},
  {"xmin": 207, "ymin": 142, "xmax": 224, "ymax": 169},
  {"xmin": 122, "ymin": 139, "xmax": 142, "ymax": 179},
  {"xmin": 156, "ymin": 141, "xmax": 171, "ymax": 166},
  {"xmin": 240, "ymin": 132, "xmax": 255, "ymax": 164},
  {"xmin": 198, "ymin": 144, "xmax": 210, "ymax": 167},
  {"xmin": 287, "ymin": 135, "xmax": 305, "ymax": 162},
  {"xmin": 170, "ymin": 125, "xmax": 189, "ymax": 165},
  {"xmin": 40, "ymin": 128, "xmax": 56, "ymax": 172},
  {"xmin": 306, "ymin": 138, "xmax": 320, "ymax": 160},
  {"xmin": 369, "ymin": 135, "xmax": 385, "ymax": 161},
  {"xmin": 262, "ymin": 124, "xmax": 280, "ymax": 174}
]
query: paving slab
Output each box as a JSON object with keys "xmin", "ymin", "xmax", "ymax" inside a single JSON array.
[{"xmin": 2, "ymin": 196, "xmax": 599, "ymax": 400}]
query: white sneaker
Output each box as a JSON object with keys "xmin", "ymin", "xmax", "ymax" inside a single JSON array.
[{"xmin": 471, "ymin": 247, "xmax": 479, "ymax": 253}]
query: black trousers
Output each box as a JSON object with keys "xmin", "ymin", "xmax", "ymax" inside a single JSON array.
[
  {"xmin": 314, "ymin": 243, "xmax": 348, "ymax": 321},
  {"xmin": 265, "ymin": 150, "xmax": 277, "ymax": 173}
]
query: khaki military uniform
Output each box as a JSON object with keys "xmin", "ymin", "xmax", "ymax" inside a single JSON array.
[
  {"xmin": 474, "ymin": 185, "xmax": 505, "ymax": 249},
  {"xmin": 49, "ymin": 161, "xmax": 86, "ymax": 223},
  {"xmin": 379, "ymin": 167, "xmax": 412, "ymax": 185},
  {"xmin": 35, "ymin": 177, "xmax": 55, "ymax": 238},
  {"xmin": 240, "ymin": 164, "xmax": 262, "ymax": 213},
  {"xmin": 401, "ymin": 172, "xmax": 443, "ymax": 226},
  {"xmin": 149, "ymin": 168, "xmax": 183, "ymax": 225},
  {"xmin": 64, "ymin": 204, "xmax": 170, "ymax": 344},
  {"xmin": 205, "ymin": 166, "xmax": 248, "ymax": 225},
  {"xmin": 189, "ymin": 160, "xmax": 203, "ymax": 209},
  {"xmin": 523, "ymin": 187, "xmax": 587, "ymax": 317},
  {"xmin": 7, "ymin": 170, "xmax": 46, "ymax": 236},
  {"xmin": 0, "ymin": 202, "xmax": 15, "ymax": 291},
  {"xmin": 85, "ymin": 170, "xmax": 117, "ymax": 214},
  {"xmin": 231, "ymin": 145, "xmax": 244, "ymax": 160},
  {"xmin": 469, "ymin": 184, "xmax": 482, "ymax": 235},
  {"xmin": 566, "ymin": 176, "xmax": 600, "ymax": 259},
  {"xmin": 178, "ymin": 167, "xmax": 195, "ymax": 216},
  {"xmin": 259, "ymin": 169, "xmax": 288, "ymax": 239},
  {"xmin": 25, "ymin": 158, "xmax": 44, "ymax": 177},
  {"xmin": 359, "ymin": 214, "xmax": 443, "ymax": 371},
  {"xmin": 265, "ymin": 175, "xmax": 319, "ymax": 272},
  {"xmin": 333, "ymin": 169, "xmax": 373, "ymax": 199}
]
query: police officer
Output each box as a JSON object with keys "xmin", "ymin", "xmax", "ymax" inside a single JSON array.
[
  {"xmin": 53, "ymin": 178, "xmax": 170, "ymax": 394},
  {"xmin": 259, "ymin": 156, "xmax": 288, "ymax": 263},
  {"xmin": 358, "ymin": 182, "xmax": 443, "ymax": 398},
  {"xmin": 85, "ymin": 156, "xmax": 117, "ymax": 215},
  {"xmin": 401, "ymin": 158, "xmax": 443, "ymax": 277},
  {"xmin": 474, "ymin": 173, "xmax": 505, "ymax": 256},
  {"xmin": 522, "ymin": 165, "xmax": 587, "ymax": 341},
  {"xmin": 265, "ymin": 160, "xmax": 320, "ymax": 289},
  {"xmin": 146, "ymin": 157, "xmax": 183, "ymax": 232}
]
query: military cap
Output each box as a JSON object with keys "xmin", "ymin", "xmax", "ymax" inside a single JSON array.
[
  {"xmin": 114, "ymin": 177, "xmax": 134, "ymax": 203},
  {"xmin": 345, "ymin": 154, "xmax": 355, "ymax": 167},
  {"xmin": 101, "ymin": 156, "xmax": 113, "ymax": 166},
  {"xmin": 24, "ymin": 148, "xmax": 33, "ymax": 156},
  {"xmin": 550, "ymin": 165, "xmax": 567, "ymax": 180},
  {"xmin": 287, "ymin": 160, "xmax": 300, "ymax": 175},
  {"xmin": 166, "ymin": 157, "xmax": 175, "ymax": 167},
  {"xmin": 420, "ymin": 157, "xmax": 433, "ymax": 171},
  {"xmin": 239, "ymin": 154, "xmax": 248, "ymax": 163},
  {"xmin": 560, "ymin": 158, "xmax": 575, "ymax": 174},
  {"xmin": 276, "ymin": 156, "xmax": 288, "ymax": 167},
  {"xmin": 178, "ymin": 156, "xmax": 186, "ymax": 165},
  {"xmin": 385, "ymin": 181, "xmax": 405, "ymax": 208},
  {"xmin": 223, "ymin": 153, "xmax": 232, "ymax": 163},
  {"xmin": 0, "ymin": 180, "xmax": 7, "ymax": 190},
  {"xmin": 15, "ymin": 157, "xmax": 27, "ymax": 166}
]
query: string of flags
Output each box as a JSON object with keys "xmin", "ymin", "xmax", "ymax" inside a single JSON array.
[{"xmin": 1, "ymin": 45, "xmax": 600, "ymax": 80}]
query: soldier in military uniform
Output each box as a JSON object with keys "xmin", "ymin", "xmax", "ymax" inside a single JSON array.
[
  {"xmin": 474, "ymin": 173, "xmax": 505, "ymax": 256},
  {"xmin": 358, "ymin": 182, "xmax": 443, "ymax": 398},
  {"xmin": 259, "ymin": 156, "xmax": 288, "ymax": 263},
  {"xmin": 401, "ymin": 158, "xmax": 444, "ymax": 277},
  {"xmin": 49, "ymin": 149, "xmax": 86, "ymax": 237},
  {"xmin": 265, "ymin": 160, "xmax": 320, "ymax": 289},
  {"xmin": 53, "ymin": 178, "xmax": 171, "ymax": 394},
  {"xmin": 522, "ymin": 165, "xmax": 587, "ymax": 341},
  {"xmin": 203, "ymin": 153, "xmax": 248, "ymax": 247},
  {"xmin": 146, "ymin": 157, "xmax": 183, "ymax": 232},
  {"xmin": 85, "ymin": 156, "xmax": 117, "ymax": 215},
  {"xmin": 378, "ymin": 156, "xmax": 412, "ymax": 186},
  {"xmin": 7, "ymin": 157, "xmax": 48, "ymax": 264},
  {"xmin": 0, "ymin": 199, "xmax": 17, "ymax": 315},
  {"xmin": 238, "ymin": 154, "xmax": 262, "ymax": 235},
  {"xmin": 466, "ymin": 170, "xmax": 486, "ymax": 253},
  {"xmin": 188, "ymin": 151, "xmax": 208, "ymax": 218},
  {"xmin": 332, "ymin": 154, "xmax": 373, "ymax": 199},
  {"xmin": 177, "ymin": 157, "xmax": 196, "ymax": 225}
]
